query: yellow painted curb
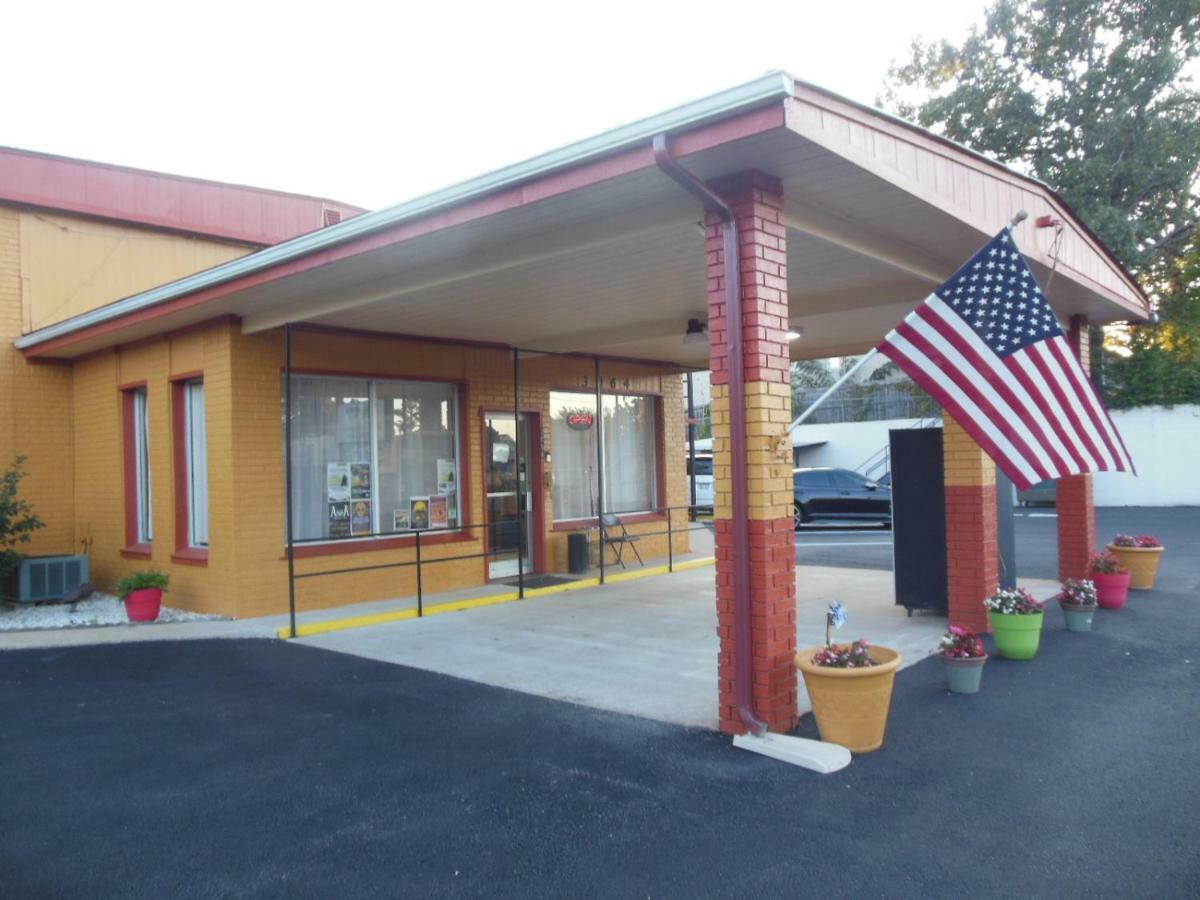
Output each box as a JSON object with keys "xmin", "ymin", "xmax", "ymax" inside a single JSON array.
[{"xmin": 278, "ymin": 557, "xmax": 716, "ymax": 640}]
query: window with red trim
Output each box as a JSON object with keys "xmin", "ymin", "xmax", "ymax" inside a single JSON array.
[{"xmin": 123, "ymin": 387, "xmax": 152, "ymax": 547}]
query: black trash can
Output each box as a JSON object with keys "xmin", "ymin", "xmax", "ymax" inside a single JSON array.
[{"xmin": 567, "ymin": 532, "xmax": 590, "ymax": 574}]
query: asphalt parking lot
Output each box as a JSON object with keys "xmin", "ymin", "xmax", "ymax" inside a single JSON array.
[{"xmin": 795, "ymin": 506, "xmax": 1199, "ymax": 584}]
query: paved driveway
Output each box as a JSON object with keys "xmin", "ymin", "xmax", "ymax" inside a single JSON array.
[{"xmin": 2, "ymin": 552, "xmax": 1197, "ymax": 897}]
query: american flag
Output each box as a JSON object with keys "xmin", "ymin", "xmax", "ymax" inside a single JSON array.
[{"xmin": 877, "ymin": 228, "xmax": 1135, "ymax": 491}]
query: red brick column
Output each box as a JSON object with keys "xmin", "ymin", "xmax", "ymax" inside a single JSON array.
[
  {"xmin": 1057, "ymin": 314, "xmax": 1097, "ymax": 580},
  {"xmin": 943, "ymin": 415, "xmax": 998, "ymax": 632},
  {"xmin": 707, "ymin": 171, "xmax": 797, "ymax": 734}
]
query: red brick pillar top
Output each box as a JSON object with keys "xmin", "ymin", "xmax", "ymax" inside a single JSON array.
[{"xmin": 707, "ymin": 170, "xmax": 798, "ymax": 735}]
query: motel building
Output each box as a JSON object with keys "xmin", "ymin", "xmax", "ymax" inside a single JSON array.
[{"xmin": 1, "ymin": 73, "xmax": 1146, "ymax": 734}]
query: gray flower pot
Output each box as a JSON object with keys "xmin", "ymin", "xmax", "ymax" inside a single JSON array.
[
  {"xmin": 942, "ymin": 654, "xmax": 987, "ymax": 694},
  {"xmin": 1060, "ymin": 599, "xmax": 1096, "ymax": 633}
]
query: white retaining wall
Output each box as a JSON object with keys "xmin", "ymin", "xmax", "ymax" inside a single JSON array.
[{"xmin": 790, "ymin": 406, "xmax": 1200, "ymax": 507}]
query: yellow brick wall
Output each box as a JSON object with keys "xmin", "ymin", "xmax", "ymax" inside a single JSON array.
[
  {"xmin": 709, "ymin": 381, "xmax": 794, "ymax": 520},
  {"xmin": 942, "ymin": 412, "xmax": 996, "ymax": 487},
  {"xmin": 120, "ymin": 328, "xmax": 691, "ymax": 624}
]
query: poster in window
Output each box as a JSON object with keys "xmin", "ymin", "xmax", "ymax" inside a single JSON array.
[
  {"xmin": 437, "ymin": 458, "xmax": 456, "ymax": 489},
  {"xmin": 445, "ymin": 492, "xmax": 457, "ymax": 526},
  {"xmin": 350, "ymin": 463, "xmax": 372, "ymax": 500},
  {"xmin": 326, "ymin": 463, "xmax": 351, "ymax": 502},
  {"xmin": 410, "ymin": 497, "xmax": 430, "ymax": 530},
  {"xmin": 393, "ymin": 509, "xmax": 410, "ymax": 531},
  {"xmin": 428, "ymin": 494, "xmax": 448, "ymax": 529},
  {"xmin": 328, "ymin": 500, "xmax": 352, "ymax": 538},
  {"xmin": 350, "ymin": 500, "xmax": 372, "ymax": 536}
]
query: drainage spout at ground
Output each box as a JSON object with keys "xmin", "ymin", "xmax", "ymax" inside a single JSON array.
[{"xmin": 652, "ymin": 134, "xmax": 767, "ymax": 736}]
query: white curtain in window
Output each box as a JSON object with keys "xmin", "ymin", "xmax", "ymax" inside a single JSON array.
[
  {"xmin": 288, "ymin": 376, "xmax": 371, "ymax": 541},
  {"xmin": 603, "ymin": 395, "xmax": 657, "ymax": 514},
  {"xmin": 185, "ymin": 380, "xmax": 209, "ymax": 547},
  {"xmin": 550, "ymin": 393, "xmax": 598, "ymax": 520},
  {"xmin": 133, "ymin": 389, "xmax": 152, "ymax": 543},
  {"xmin": 375, "ymin": 381, "xmax": 457, "ymax": 534}
]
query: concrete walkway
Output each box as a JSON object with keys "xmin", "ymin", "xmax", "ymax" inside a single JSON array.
[{"xmin": 300, "ymin": 566, "xmax": 1059, "ymax": 728}]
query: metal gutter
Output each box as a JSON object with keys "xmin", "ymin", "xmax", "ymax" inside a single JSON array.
[
  {"xmin": 15, "ymin": 71, "xmax": 795, "ymax": 351},
  {"xmin": 652, "ymin": 133, "xmax": 768, "ymax": 736}
]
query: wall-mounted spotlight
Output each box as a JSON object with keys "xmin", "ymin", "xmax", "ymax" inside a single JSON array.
[{"xmin": 683, "ymin": 317, "xmax": 708, "ymax": 346}]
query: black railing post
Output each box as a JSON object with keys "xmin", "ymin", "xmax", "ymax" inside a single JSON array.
[
  {"xmin": 594, "ymin": 357, "xmax": 605, "ymax": 585},
  {"xmin": 686, "ymin": 372, "xmax": 697, "ymax": 522},
  {"xmin": 415, "ymin": 530, "xmax": 423, "ymax": 617},
  {"xmin": 284, "ymin": 323, "xmax": 297, "ymax": 639},
  {"xmin": 514, "ymin": 348, "xmax": 525, "ymax": 599},
  {"xmin": 667, "ymin": 506, "xmax": 673, "ymax": 572}
]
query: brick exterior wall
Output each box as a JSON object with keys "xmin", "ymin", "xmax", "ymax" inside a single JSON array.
[
  {"xmin": 72, "ymin": 323, "xmax": 690, "ymax": 619},
  {"xmin": 942, "ymin": 413, "xmax": 998, "ymax": 632},
  {"xmin": 1057, "ymin": 314, "xmax": 1097, "ymax": 580},
  {"xmin": 707, "ymin": 172, "xmax": 798, "ymax": 735}
]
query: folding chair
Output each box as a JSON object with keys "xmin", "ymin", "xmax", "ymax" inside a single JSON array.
[{"xmin": 600, "ymin": 513, "xmax": 644, "ymax": 569}]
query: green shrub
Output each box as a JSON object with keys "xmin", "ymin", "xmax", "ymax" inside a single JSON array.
[
  {"xmin": 0, "ymin": 456, "xmax": 45, "ymax": 581},
  {"xmin": 114, "ymin": 569, "xmax": 170, "ymax": 599}
]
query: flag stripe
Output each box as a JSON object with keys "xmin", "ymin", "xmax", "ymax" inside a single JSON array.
[
  {"xmin": 1046, "ymin": 337, "xmax": 1132, "ymax": 472},
  {"xmin": 1035, "ymin": 339, "xmax": 1119, "ymax": 470},
  {"xmin": 918, "ymin": 300, "xmax": 1077, "ymax": 477},
  {"xmin": 900, "ymin": 314, "xmax": 1054, "ymax": 481},
  {"xmin": 1001, "ymin": 353, "xmax": 1092, "ymax": 475},
  {"xmin": 879, "ymin": 331, "xmax": 1042, "ymax": 488},
  {"xmin": 1022, "ymin": 342, "xmax": 1112, "ymax": 471}
]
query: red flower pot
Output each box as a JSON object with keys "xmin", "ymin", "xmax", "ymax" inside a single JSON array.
[
  {"xmin": 124, "ymin": 588, "xmax": 163, "ymax": 622},
  {"xmin": 1092, "ymin": 572, "xmax": 1131, "ymax": 610}
]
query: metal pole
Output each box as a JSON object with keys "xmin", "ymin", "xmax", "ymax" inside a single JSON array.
[
  {"xmin": 284, "ymin": 323, "xmax": 297, "ymax": 639},
  {"xmin": 667, "ymin": 506, "xmax": 673, "ymax": 573},
  {"xmin": 786, "ymin": 348, "xmax": 879, "ymax": 431},
  {"xmin": 415, "ymin": 530, "xmax": 423, "ymax": 616},
  {"xmin": 595, "ymin": 357, "xmax": 605, "ymax": 585},
  {"xmin": 513, "ymin": 349, "xmax": 524, "ymax": 599},
  {"xmin": 686, "ymin": 372, "xmax": 697, "ymax": 521}
]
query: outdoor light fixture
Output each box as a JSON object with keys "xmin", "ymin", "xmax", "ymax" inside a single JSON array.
[
  {"xmin": 787, "ymin": 328, "xmax": 803, "ymax": 342},
  {"xmin": 683, "ymin": 317, "xmax": 708, "ymax": 346}
]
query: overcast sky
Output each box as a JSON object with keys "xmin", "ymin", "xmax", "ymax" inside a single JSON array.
[{"xmin": 6, "ymin": 1, "xmax": 989, "ymax": 210}]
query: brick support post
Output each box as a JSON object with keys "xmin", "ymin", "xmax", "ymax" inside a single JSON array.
[
  {"xmin": 1057, "ymin": 314, "xmax": 1097, "ymax": 580},
  {"xmin": 943, "ymin": 414, "xmax": 998, "ymax": 632},
  {"xmin": 708, "ymin": 171, "xmax": 797, "ymax": 734}
]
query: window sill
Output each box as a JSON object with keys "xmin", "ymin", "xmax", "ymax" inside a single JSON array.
[
  {"xmin": 551, "ymin": 512, "xmax": 665, "ymax": 532},
  {"xmin": 120, "ymin": 543, "xmax": 153, "ymax": 560},
  {"xmin": 284, "ymin": 530, "xmax": 475, "ymax": 560},
  {"xmin": 171, "ymin": 547, "xmax": 209, "ymax": 566}
]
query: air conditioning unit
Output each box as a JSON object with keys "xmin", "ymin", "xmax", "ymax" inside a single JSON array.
[{"xmin": 12, "ymin": 555, "xmax": 91, "ymax": 603}]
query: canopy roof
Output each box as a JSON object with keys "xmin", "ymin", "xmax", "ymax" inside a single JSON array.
[{"xmin": 18, "ymin": 72, "xmax": 1148, "ymax": 363}]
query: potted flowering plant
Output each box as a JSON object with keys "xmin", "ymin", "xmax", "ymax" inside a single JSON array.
[
  {"xmin": 1056, "ymin": 579, "xmax": 1098, "ymax": 633},
  {"xmin": 1087, "ymin": 552, "xmax": 1131, "ymax": 610},
  {"xmin": 114, "ymin": 568, "xmax": 170, "ymax": 622},
  {"xmin": 938, "ymin": 625, "xmax": 987, "ymax": 693},
  {"xmin": 794, "ymin": 605, "xmax": 901, "ymax": 753},
  {"xmin": 983, "ymin": 587, "xmax": 1045, "ymax": 660},
  {"xmin": 1106, "ymin": 534, "xmax": 1164, "ymax": 590}
]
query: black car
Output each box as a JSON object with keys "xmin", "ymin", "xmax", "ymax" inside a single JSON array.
[{"xmin": 793, "ymin": 467, "xmax": 891, "ymax": 528}]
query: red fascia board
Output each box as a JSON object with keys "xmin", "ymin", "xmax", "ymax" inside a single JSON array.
[
  {"xmin": 21, "ymin": 103, "xmax": 787, "ymax": 359},
  {"xmin": 0, "ymin": 146, "xmax": 364, "ymax": 247}
]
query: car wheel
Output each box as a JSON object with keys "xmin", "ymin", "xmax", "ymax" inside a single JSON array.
[{"xmin": 794, "ymin": 503, "xmax": 809, "ymax": 530}]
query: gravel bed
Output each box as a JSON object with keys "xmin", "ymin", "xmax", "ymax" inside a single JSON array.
[{"xmin": 0, "ymin": 593, "xmax": 222, "ymax": 632}]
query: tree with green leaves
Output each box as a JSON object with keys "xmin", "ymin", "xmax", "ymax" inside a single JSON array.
[
  {"xmin": 0, "ymin": 457, "xmax": 44, "ymax": 584},
  {"xmin": 883, "ymin": 0, "xmax": 1200, "ymax": 407}
]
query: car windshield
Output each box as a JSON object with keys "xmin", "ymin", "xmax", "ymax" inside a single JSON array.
[{"xmin": 687, "ymin": 457, "xmax": 713, "ymax": 476}]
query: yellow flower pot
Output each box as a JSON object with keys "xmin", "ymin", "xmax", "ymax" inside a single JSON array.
[
  {"xmin": 795, "ymin": 645, "xmax": 902, "ymax": 753},
  {"xmin": 1106, "ymin": 544, "xmax": 1164, "ymax": 590}
]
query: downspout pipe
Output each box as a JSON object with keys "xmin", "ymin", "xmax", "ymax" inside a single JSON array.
[{"xmin": 652, "ymin": 133, "xmax": 768, "ymax": 736}]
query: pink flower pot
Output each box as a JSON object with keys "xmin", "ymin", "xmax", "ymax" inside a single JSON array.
[
  {"xmin": 124, "ymin": 588, "xmax": 163, "ymax": 622},
  {"xmin": 1092, "ymin": 572, "xmax": 1131, "ymax": 610}
]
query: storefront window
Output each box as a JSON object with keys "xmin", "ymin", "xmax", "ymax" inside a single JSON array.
[
  {"xmin": 286, "ymin": 375, "xmax": 459, "ymax": 541},
  {"xmin": 550, "ymin": 391, "xmax": 659, "ymax": 520}
]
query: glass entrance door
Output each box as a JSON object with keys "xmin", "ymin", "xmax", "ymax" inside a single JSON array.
[{"xmin": 485, "ymin": 414, "xmax": 534, "ymax": 579}]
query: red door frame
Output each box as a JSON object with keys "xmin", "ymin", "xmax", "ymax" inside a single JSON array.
[{"xmin": 479, "ymin": 408, "xmax": 546, "ymax": 580}]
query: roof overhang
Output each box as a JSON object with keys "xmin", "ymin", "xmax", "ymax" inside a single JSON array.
[{"xmin": 17, "ymin": 72, "xmax": 1148, "ymax": 364}]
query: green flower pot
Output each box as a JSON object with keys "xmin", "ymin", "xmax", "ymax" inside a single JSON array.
[
  {"xmin": 1059, "ymin": 600, "xmax": 1096, "ymax": 633},
  {"xmin": 988, "ymin": 610, "xmax": 1044, "ymax": 660}
]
